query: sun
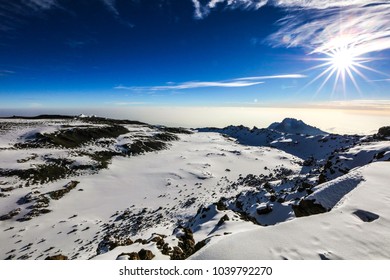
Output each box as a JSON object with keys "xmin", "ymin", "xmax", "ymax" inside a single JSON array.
[
  {"xmin": 304, "ymin": 44, "xmax": 376, "ymax": 96},
  {"xmin": 330, "ymin": 47, "xmax": 355, "ymax": 72}
]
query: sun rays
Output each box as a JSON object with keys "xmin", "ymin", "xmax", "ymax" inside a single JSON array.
[{"xmin": 303, "ymin": 40, "xmax": 387, "ymax": 97}]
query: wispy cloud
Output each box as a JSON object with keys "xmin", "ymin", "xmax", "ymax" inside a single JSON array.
[
  {"xmin": 189, "ymin": 0, "xmax": 390, "ymax": 57},
  {"xmin": 235, "ymin": 74, "xmax": 306, "ymax": 81},
  {"xmin": 0, "ymin": 70, "xmax": 15, "ymax": 76},
  {"xmin": 191, "ymin": 0, "xmax": 268, "ymax": 19},
  {"xmin": 101, "ymin": 0, "xmax": 119, "ymax": 16},
  {"xmin": 369, "ymin": 79, "xmax": 390, "ymax": 82},
  {"xmin": 0, "ymin": 0, "xmax": 128, "ymax": 31},
  {"xmin": 189, "ymin": 0, "xmax": 390, "ymax": 61},
  {"xmin": 115, "ymin": 74, "xmax": 305, "ymax": 91},
  {"xmin": 115, "ymin": 81, "xmax": 264, "ymax": 91},
  {"xmin": 190, "ymin": 0, "xmax": 379, "ymax": 19},
  {"xmin": 26, "ymin": 0, "xmax": 58, "ymax": 10},
  {"xmin": 0, "ymin": 1, "xmax": 59, "ymax": 31},
  {"xmin": 268, "ymin": 2, "xmax": 390, "ymax": 57},
  {"xmin": 272, "ymin": 0, "xmax": 383, "ymax": 9}
]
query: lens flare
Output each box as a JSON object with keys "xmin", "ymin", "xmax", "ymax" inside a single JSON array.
[{"xmin": 303, "ymin": 39, "xmax": 384, "ymax": 97}]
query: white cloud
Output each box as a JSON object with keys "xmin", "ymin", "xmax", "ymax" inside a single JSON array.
[
  {"xmin": 115, "ymin": 74, "xmax": 305, "ymax": 91},
  {"xmin": 191, "ymin": 0, "xmax": 268, "ymax": 19},
  {"xmin": 268, "ymin": 3, "xmax": 390, "ymax": 57},
  {"xmin": 236, "ymin": 74, "xmax": 306, "ymax": 81},
  {"xmin": 190, "ymin": 0, "xmax": 383, "ymax": 19},
  {"xmin": 271, "ymin": 0, "xmax": 386, "ymax": 9},
  {"xmin": 191, "ymin": 0, "xmax": 206, "ymax": 19},
  {"xmin": 116, "ymin": 81, "xmax": 264, "ymax": 91}
]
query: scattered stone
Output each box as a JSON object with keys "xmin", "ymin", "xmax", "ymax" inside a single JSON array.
[{"xmin": 45, "ymin": 254, "xmax": 68, "ymax": 260}]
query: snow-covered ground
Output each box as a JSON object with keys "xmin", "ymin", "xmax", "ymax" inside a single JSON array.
[
  {"xmin": 0, "ymin": 117, "xmax": 389, "ymax": 260},
  {"xmin": 191, "ymin": 162, "xmax": 390, "ymax": 260}
]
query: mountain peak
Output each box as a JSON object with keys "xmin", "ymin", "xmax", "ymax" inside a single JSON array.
[{"xmin": 268, "ymin": 118, "xmax": 327, "ymax": 136}]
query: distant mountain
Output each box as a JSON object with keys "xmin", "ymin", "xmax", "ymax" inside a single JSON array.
[
  {"xmin": 198, "ymin": 119, "xmax": 360, "ymax": 160},
  {"xmin": 268, "ymin": 118, "xmax": 327, "ymax": 136}
]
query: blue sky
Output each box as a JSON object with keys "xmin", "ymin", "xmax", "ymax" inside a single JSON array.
[{"xmin": 0, "ymin": 0, "xmax": 389, "ymax": 110}]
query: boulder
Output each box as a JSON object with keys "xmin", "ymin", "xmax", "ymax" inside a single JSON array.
[
  {"xmin": 45, "ymin": 254, "xmax": 68, "ymax": 260},
  {"xmin": 293, "ymin": 199, "xmax": 327, "ymax": 217},
  {"xmin": 138, "ymin": 249, "xmax": 155, "ymax": 260}
]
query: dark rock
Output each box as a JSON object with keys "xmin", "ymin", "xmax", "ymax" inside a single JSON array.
[
  {"xmin": 353, "ymin": 210, "xmax": 380, "ymax": 222},
  {"xmin": 256, "ymin": 204, "xmax": 273, "ymax": 215},
  {"xmin": 293, "ymin": 199, "xmax": 327, "ymax": 217},
  {"xmin": 24, "ymin": 125, "xmax": 129, "ymax": 149},
  {"xmin": 215, "ymin": 198, "xmax": 227, "ymax": 211},
  {"xmin": 318, "ymin": 173, "xmax": 327, "ymax": 184},
  {"xmin": 376, "ymin": 126, "xmax": 390, "ymax": 139},
  {"xmin": 47, "ymin": 181, "xmax": 79, "ymax": 200},
  {"xmin": 170, "ymin": 246, "xmax": 185, "ymax": 260},
  {"xmin": 194, "ymin": 238, "xmax": 210, "ymax": 253},
  {"xmin": 374, "ymin": 151, "xmax": 386, "ymax": 160},
  {"xmin": 161, "ymin": 243, "xmax": 172, "ymax": 255},
  {"xmin": 96, "ymin": 235, "xmax": 133, "ymax": 255},
  {"xmin": 0, "ymin": 208, "xmax": 21, "ymax": 221},
  {"xmin": 118, "ymin": 252, "xmax": 140, "ymax": 260},
  {"xmin": 45, "ymin": 254, "xmax": 68, "ymax": 260},
  {"xmin": 170, "ymin": 227, "xmax": 195, "ymax": 260},
  {"xmin": 217, "ymin": 214, "xmax": 230, "ymax": 226},
  {"xmin": 138, "ymin": 249, "xmax": 155, "ymax": 260}
]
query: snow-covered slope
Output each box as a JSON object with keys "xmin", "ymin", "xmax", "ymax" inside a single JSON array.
[
  {"xmin": 0, "ymin": 116, "xmax": 389, "ymax": 260},
  {"xmin": 0, "ymin": 117, "xmax": 300, "ymax": 260},
  {"xmin": 191, "ymin": 162, "xmax": 390, "ymax": 260}
]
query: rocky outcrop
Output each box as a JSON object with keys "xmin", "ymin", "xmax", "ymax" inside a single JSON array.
[
  {"xmin": 0, "ymin": 208, "xmax": 21, "ymax": 221},
  {"xmin": 376, "ymin": 126, "xmax": 390, "ymax": 140},
  {"xmin": 292, "ymin": 199, "xmax": 327, "ymax": 217}
]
